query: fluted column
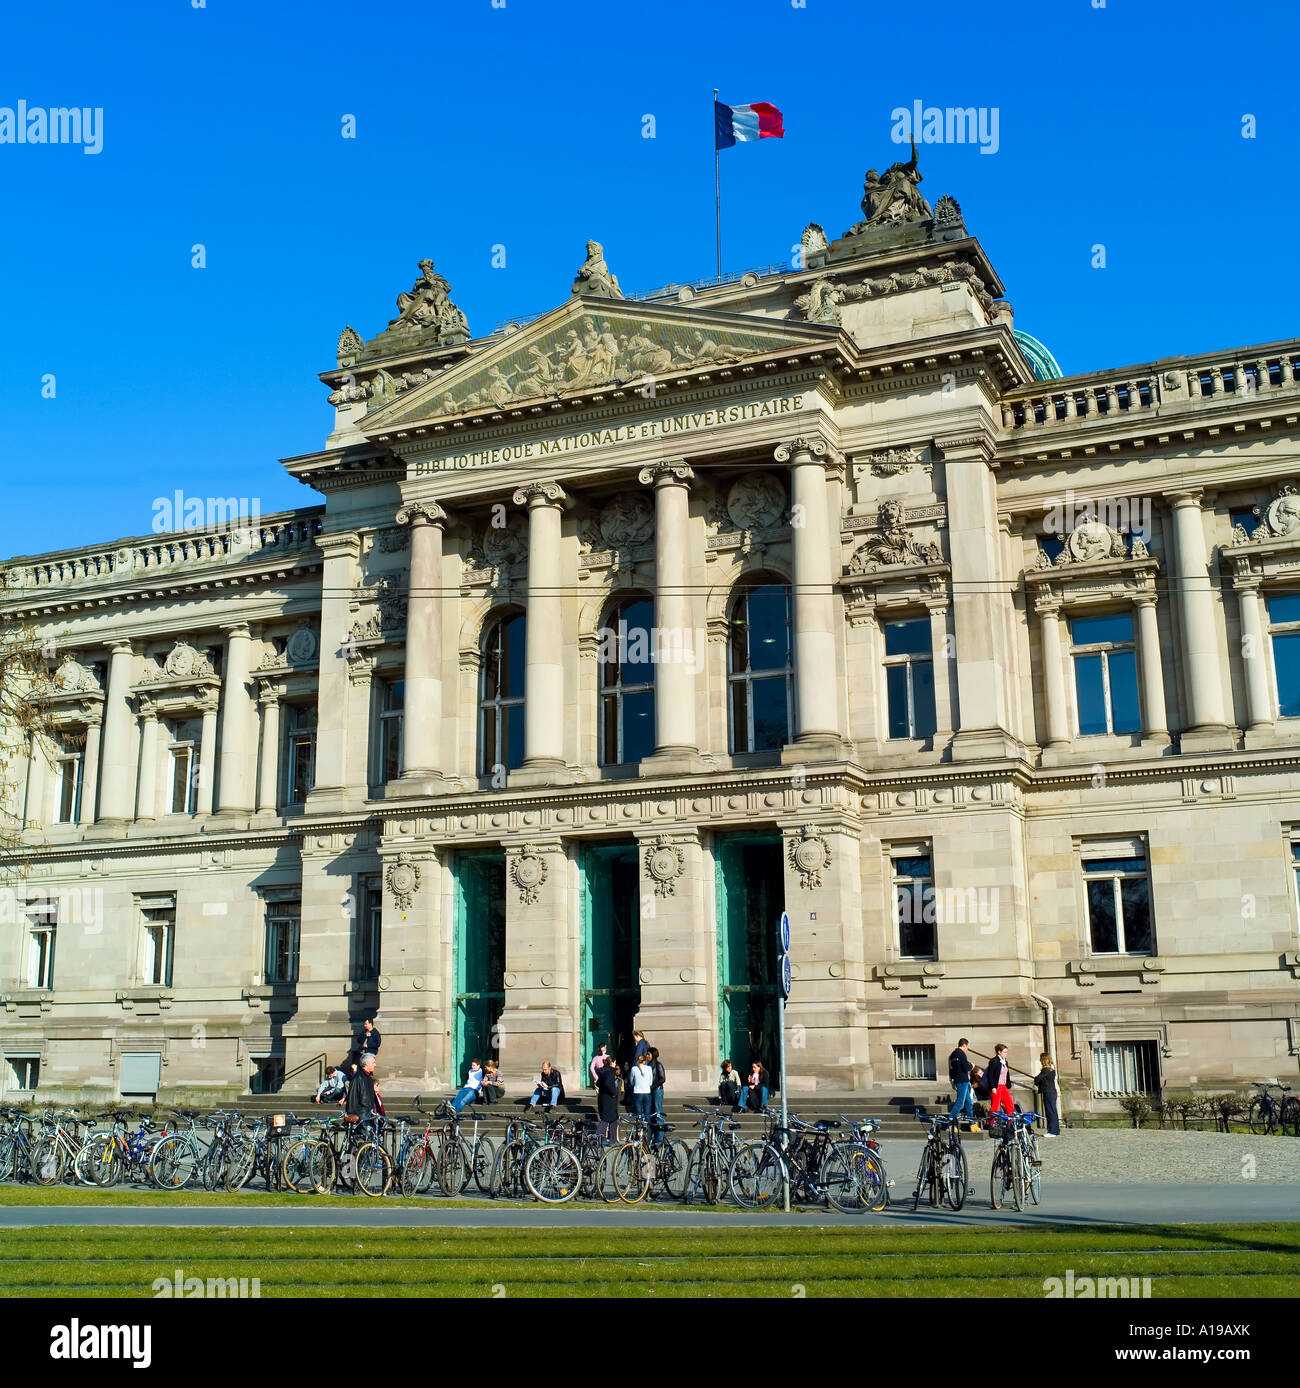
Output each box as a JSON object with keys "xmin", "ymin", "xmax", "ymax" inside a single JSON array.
[
  {"xmin": 639, "ymin": 460, "xmax": 698, "ymax": 763},
  {"xmin": 775, "ymin": 436, "xmax": 841, "ymax": 751},
  {"xmin": 135, "ymin": 701, "xmax": 158, "ymax": 822},
  {"xmin": 96, "ymin": 641, "xmax": 136, "ymax": 821},
  {"xmin": 394, "ymin": 500, "xmax": 448, "ymax": 790},
  {"xmin": 23, "ymin": 732, "xmax": 42, "ymax": 829},
  {"xmin": 257, "ymin": 685, "xmax": 282, "ymax": 811},
  {"xmin": 78, "ymin": 715, "xmax": 103, "ymax": 826},
  {"xmin": 1169, "ymin": 491, "xmax": 1229, "ymax": 744},
  {"xmin": 1235, "ymin": 578, "xmax": 1273, "ymax": 731},
  {"xmin": 216, "ymin": 623, "xmax": 255, "ymax": 813},
  {"xmin": 196, "ymin": 692, "xmax": 218, "ymax": 815},
  {"xmin": 309, "ymin": 531, "xmax": 361, "ymax": 809},
  {"xmin": 512, "ymin": 480, "xmax": 567, "ymax": 773},
  {"xmin": 1133, "ymin": 594, "xmax": 1169, "ymax": 739},
  {"xmin": 1037, "ymin": 599, "xmax": 1070, "ymax": 749}
]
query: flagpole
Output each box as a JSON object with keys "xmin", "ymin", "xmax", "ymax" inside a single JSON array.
[{"xmin": 713, "ymin": 86, "xmax": 722, "ymax": 278}]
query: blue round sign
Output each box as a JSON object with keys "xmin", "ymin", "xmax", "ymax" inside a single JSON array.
[
  {"xmin": 778, "ymin": 911, "xmax": 791, "ymax": 954},
  {"xmin": 780, "ymin": 952, "xmax": 792, "ymax": 1000}
]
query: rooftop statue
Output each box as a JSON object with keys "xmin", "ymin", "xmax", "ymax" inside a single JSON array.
[
  {"xmin": 855, "ymin": 140, "xmax": 933, "ymax": 229},
  {"xmin": 386, "ymin": 258, "xmax": 470, "ymax": 343},
  {"xmin": 571, "ymin": 240, "xmax": 623, "ymax": 299}
]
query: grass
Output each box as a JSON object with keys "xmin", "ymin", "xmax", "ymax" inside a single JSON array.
[{"xmin": 0, "ymin": 1224, "xmax": 1295, "ymax": 1297}]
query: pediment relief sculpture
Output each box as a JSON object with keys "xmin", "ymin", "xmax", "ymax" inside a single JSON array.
[
  {"xmin": 797, "ymin": 259, "xmax": 992, "ymax": 323},
  {"xmin": 1231, "ymin": 484, "xmax": 1300, "ymax": 546},
  {"xmin": 138, "ymin": 641, "xmax": 217, "ymax": 686},
  {"xmin": 51, "ymin": 656, "xmax": 100, "ymax": 694},
  {"xmin": 598, "ymin": 493, "xmax": 655, "ymax": 549},
  {"xmin": 1033, "ymin": 521, "xmax": 1148, "ymax": 569},
  {"xmin": 848, "ymin": 501, "xmax": 943, "ymax": 571},
  {"xmin": 726, "ymin": 475, "xmax": 787, "ymax": 531}
]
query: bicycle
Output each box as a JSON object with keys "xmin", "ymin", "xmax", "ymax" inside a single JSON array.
[
  {"xmin": 0, "ymin": 1108, "xmax": 38, "ymax": 1183},
  {"xmin": 910, "ymin": 1109, "xmax": 967, "ymax": 1212},
  {"xmin": 835, "ymin": 1113, "xmax": 890, "ymax": 1212},
  {"xmin": 988, "ymin": 1111, "xmax": 1038, "ymax": 1211},
  {"xmin": 84, "ymin": 1113, "xmax": 165, "ymax": 1188},
  {"xmin": 31, "ymin": 1110, "xmax": 94, "ymax": 1186},
  {"xmin": 148, "ymin": 1112, "xmax": 207, "ymax": 1190},
  {"xmin": 730, "ymin": 1110, "xmax": 863, "ymax": 1213},
  {"xmin": 1248, "ymin": 1082, "xmax": 1296, "ymax": 1136},
  {"xmin": 523, "ymin": 1114, "xmax": 581, "ymax": 1203},
  {"xmin": 682, "ymin": 1105, "xmax": 739, "ymax": 1205}
]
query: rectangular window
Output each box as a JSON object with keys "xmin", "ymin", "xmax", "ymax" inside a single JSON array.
[
  {"xmin": 6, "ymin": 1056, "xmax": 39, "ymax": 1091},
  {"xmin": 168, "ymin": 718, "xmax": 202, "ymax": 815},
  {"xmin": 378, "ymin": 679, "xmax": 404, "ymax": 783},
  {"xmin": 264, "ymin": 896, "xmax": 301, "ymax": 985},
  {"xmin": 1082, "ymin": 848, "xmax": 1154, "ymax": 954},
  {"xmin": 139, "ymin": 898, "xmax": 175, "ymax": 988},
  {"xmin": 54, "ymin": 743, "xmax": 83, "ymax": 823},
  {"xmin": 1268, "ymin": 594, "xmax": 1300, "ymax": 718},
  {"xmin": 357, "ymin": 875, "xmax": 382, "ymax": 979},
  {"xmin": 883, "ymin": 617, "xmax": 936, "ymax": 740},
  {"xmin": 283, "ymin": 704, "xmax": 317, "ymax": 805},
  {"xmin": 1071, "ymin": 612, "xmax": 1140, "ymax": 735},
  {"xmin": 1091, "ymin": 1040, "xmax": 1160, "ymax": 1098},
  {"xmin": 1292, "ymin": 841, "xmax": 1300, "ymax": 921},
  {"xmin": 891, "ymin": 849, "xmax": 936, "ymax": 959},
  {"xmin": 250, "ymin": 1057, "xmax": 285, "ymax": 1094},
  {"xmin": 26, "ymin": 900, "xmax": 56, "ymax": 989},
  {"xmin": 893, "ymin": 1044, "xmax": 936, "ymax": 1081}
]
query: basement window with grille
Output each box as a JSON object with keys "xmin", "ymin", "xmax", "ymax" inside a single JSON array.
[
  {"xmin": 893, "ymin": 1044, "xmax": 936, "ymax": 1082},
  {"xmin": 1091, "ymin": 1040, "xmax": 1160, "ymax": 1098}
]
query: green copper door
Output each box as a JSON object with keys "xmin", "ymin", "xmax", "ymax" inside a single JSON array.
[
  {"xmin": 453, "ymin": 849, "xmax": 506, "ymax": 1081},
  {"xmin": 715, "ymin": 832, "xmax": 783, "ymax": 1077},
  {"xmin": 580, "ymin": 841, "xmax": 641, "ymax": 1084}
]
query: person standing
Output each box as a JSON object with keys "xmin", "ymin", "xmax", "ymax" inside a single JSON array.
[
  {"xmin": 718, "ymin": 1060, "xmax": 741, "ymax": 1110},
  {"xmin": 590, "ymin": 1044, "xmax": 610, "ymax": 1087},
  {"xmin": 984, "ymin": 1044, "xmax": 1014, "ymax": 1120},
  {"xmin": 596, "ymin": 1059, "xmax": 621, "ymax": 1143},
  {"xmin": 632, "ymin": 1031, "xmax": 650, "ymax": 1064},
  {"xmin": 649, "ymin": 1047, "xmax": 666, "ymax": 1121},
  {"xmin": 947, "ymin": 1037, "xmax": 975, "ymax": 1125},
  {"xmin": 1034, "ymin": 1053, "xmax": 1061, "ymax": 1136},
  {"xmin": 345, "ymin": 1052, "xmax": 380, "ymax": 1120},
  {"xmin": 358, "ymin": 1017, "xmax": 381, "ymax": 1058},
  {"xmin": 450, "ymin": 1058, "xmax": 483, "ymax": 1114},
  {"xmin": 630, "ymin": 1054, "xmax": 655, "ymax": 1120}
]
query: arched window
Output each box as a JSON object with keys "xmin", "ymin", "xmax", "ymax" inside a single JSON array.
[
  {"xmin": 599, "ymin": 596, "xmax": 656, "ymax": 766},
  {"xmin": 479, "ymin": 611, "xmax": 526, "ymax": 775},
  {"xmin": 728, "ymin": 581, "xmax": 792, "ymax": 753}
]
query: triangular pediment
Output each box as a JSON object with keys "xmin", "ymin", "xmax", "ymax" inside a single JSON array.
[{"xmin": 358, "ymin": 296, "xmax": 841, "ymax": 433}]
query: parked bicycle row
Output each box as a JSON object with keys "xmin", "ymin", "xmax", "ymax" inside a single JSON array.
[{"xmin": 0, "ymin": 1099, "xmax": 1049, "ymax": 1214}]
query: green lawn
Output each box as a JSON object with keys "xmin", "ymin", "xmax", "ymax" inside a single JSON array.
[{"xmin": 0, "ymin": 1224, "xmax": 1295, "ymax": 1297}]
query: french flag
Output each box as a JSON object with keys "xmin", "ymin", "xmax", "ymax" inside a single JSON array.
[{"xmin": 715, "ymin": 100, "xmax": 784, "ymax": 149}]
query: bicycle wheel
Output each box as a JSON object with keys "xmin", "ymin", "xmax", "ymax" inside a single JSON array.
[
  {"xmin": 683, "ymin": 1144, "xmax": 718, "ymax": 1205},
  {"xmin": 822, "ymin": 1143, "xmax": 867, "ymax": 1214},
  {"xmin": 595, "ymin": 1144, "xmax": 627, "ymax": 1203},
  {"xmin": 1010, "ymin": 1144, "xmax": 1026, "ymax": 1211},
  {"xmin": 1247, "ymin": 1098, "xmax": 1271, "ymax": 1135},
  {"xmin": 490, "ymin": 1140, "xmax": 526, "ymax": 1200},
  {"xmin": 614, "ymin": 1146, "xmax": 652, "ymax": 1205},
  {"xmin": 355, "ymin": 1142, "xmax": 393, "ymax": 1197},
  {"xmin": 729, "ymin": 1141, "xmax": 786, "ymax": 1210},
  {"xmin": 525, "ymin": 1144, "xmax": 581, "ymax": 1203},
  {"xmin": 224, "ymin": 1134, "xmax": 258, "ymax": 1191},
  {"xmin": 859, "ymin": 1149, "xmax": 889, "ymax": 1212},
  {"xmin": 31, "ymin": 1135, "xmax": 67, "ymax": 1186},
  {"xmin": 1025, "ymin": 1137, "xmax": 1042, "ymax": 1206},
  {"xmin": 201, "ymin": 1143, "xmax": 227, "ymax": 1191},
  {"xmin": 436, "ymin": 1138, "xmax": 469, "ymax": 1197},
  {"xmin": 72, "ymin": 1141, "xmax": 99, "ymax": 1187},
  {"xmin": 282, "ymin": 1138, "xmax": 334, "ymax": 1194},
  {"xmin": 656, "ymin": 1139, "xmax": 691, "ymax": 1201},
  {"xmin": 471, "ymin": 1136, "xmax": 497, "ymax": 1194},
  {"xmin": 989, "ymin": 1149, "xmax": 1006, "ymax": 1209},
  {"xmin": 1282, "ymin": 1098, "xmax": 1300, "ymax": 1138},
  {"xmin": 400, "ymin": 1142, "xmax": 434, "ymax": 1198},
  {"xmin": 913, "ymin": 1146, "xmax": 934, "ymax": 1212},
  {"xmin": 149, "ymin": 1136, "xmax": 197, "ymax": 1190},
  {"xmin": 0, "ymin": 1134, "xmax": 16, "ymax": 1182},
  {"xmin": 941, "ymin": 1141, "xmax": 969, "ymax": 1211}
]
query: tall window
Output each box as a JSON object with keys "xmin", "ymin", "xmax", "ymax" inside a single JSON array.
[
  {"xmin": 54, "ymin": 738, "xmax": 84, "ymax": 823},
  {"xmin": 357, "ymin": 875, "xmax": 382, "ymax": 979},
  {"xmin": 1071, "ymin": 612, "xmax": 1140, "ymax": 735},
  {"xmin": 283, "ymin": 704, "xmax": 317, "ymax": 805},
  {"xmin": 1082, "ymin": 848, "xmax": 1154, "ymax": 954},
  {"xmin": 378, "ymin": 679, "xmax": 404, "ymax": 783},
  {"xmin": 728, "ymin": 582, "xmax": 792, "ymax": 753},
  {"xmin": 480, "ymin": 612, "xmax": 526, "ymax": 775},
  {"xmin": 264, "ymin": 894, "xmax": 301, "ymax": 985},
  {"xmin": 883, "ymin": 617, "xmax": 936, "ymax": 740},
  {"xmin": 168, "ymin": 718, "xmax": 202, "ymax": 815},
  {"xmin": 1267, "ymin": 593, "xmax": 1300, "ymax": 718},
  {"xmin": 139, "ymin": 899, "xmax": 175, "ymax": 987},
  {"xmin": 891, "ymin": 849, "xmax": 936, "ymax": 959},
  {"xmin": 599, "ymin": 597, "xmax": 656, "ymax": 766},
  {"xmin": 26, "ymin": 900, "xmax": 56, "ymax": 989}
]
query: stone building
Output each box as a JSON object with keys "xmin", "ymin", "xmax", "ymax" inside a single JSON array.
[{"xmin": 3, "ymin": 159, "xmax": 1299, "ymax": 1113}]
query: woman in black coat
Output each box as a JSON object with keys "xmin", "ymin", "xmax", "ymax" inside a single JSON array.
[{"xmin": 596, "ymin": 1061, "xmax": 622, "ymax": 1143}]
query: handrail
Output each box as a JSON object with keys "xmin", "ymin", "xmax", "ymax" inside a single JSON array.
[{"xmin": 280, "ymin": 1052, "xmax": 328, "ymax": 1091}]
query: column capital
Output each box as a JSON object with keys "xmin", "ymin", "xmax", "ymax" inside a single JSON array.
[
  {"xmin": 1133, "ymin": 590, "xmax": 1159, "ymax": 608},
  {"xmin": 773, "ymin": 435, "xmax": 841, "ymax": 466},
  {"xmin": 135, "ymin": 696, "xmax": 158, "ymax": 723},
  {"xmin": 637, "ymin": 459, "xmax": 695, "ymax": 488},
  {"xmin": 512, "ymin": 480, "xmax": 568, "ymax": 509},
  {"xmin": 1033, "ymin": 591, "xmax": 1063, "ymax": 617},
  {"xmin": 1167, "ymin": 488, "xmax": 1204, "ymax": 508},
  {"xmin": 108, "ymin": 639, "xmax": 134, "ymax": 656},
  {"xmin": 315, "ymin": 529, "xmax": 362, "ymax": 560},
  {"xmin": 396, "ymin": 500, "xmax": 448, "ymax": 528},
  {"xmin": 257, "ymin": 681, "xmax": 285, "ymax": 706},
  {"xmin": 222, "ymin": 622, "xmax": 252, "ymax": 640}
]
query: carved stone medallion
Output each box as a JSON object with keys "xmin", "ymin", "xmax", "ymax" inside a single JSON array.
[
  {"xmin": 385, "ymin": 852, "xmax": 421, "ymax": 913},
  {"xmin": 787, "ymin": 826, "xmax": 832, "ymax": 890},
  {"xmin": 644, "ymin": 835, "xmax": 686, "ymax": 898},
  {"xmin": 52, "ymin": 657, "xmax": 97, "ymax": 693},
  {"xmin": 1265, "ymin": 487, "xmax": 1300, "ymax": 537},
  {"xmin": 163, "ymin": 641, "xmax": 213, "ymax": 680},
  {"xmin": 726, "ymin": 475, "xmax": 786, "ymax": 531},
  {"xmin": 285, "ymin": 623, "xmax": 318, "ymax": 665},
  {"xmin": 1064, "ymin": 521, "xmax": 1126, "ymax": 564},
  {"xmin": 510, "ymin": 844, "xmax": 549, "ymax": 905}
]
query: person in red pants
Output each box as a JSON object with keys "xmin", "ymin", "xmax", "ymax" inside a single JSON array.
[{"xmin": 984, "ymin": 1043, "xmax": 1015, "ymax": 1121}]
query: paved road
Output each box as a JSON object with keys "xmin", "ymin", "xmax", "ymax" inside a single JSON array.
[{"xmin": 1, "ymin": 1183, "xmax": 1294, "ymax": 1227}]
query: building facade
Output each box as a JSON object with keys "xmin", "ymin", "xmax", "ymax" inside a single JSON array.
[{"xmin": 3, "ymin": 164, "xmax": 1300, "ymax": 1112}]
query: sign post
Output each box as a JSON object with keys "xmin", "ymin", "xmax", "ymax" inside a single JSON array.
[{"xmin": 777, "ymin": 911, "xmax": 791, "ymax": 1213}]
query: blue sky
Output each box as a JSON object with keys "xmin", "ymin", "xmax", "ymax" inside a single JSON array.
[{"xmin": 1, "ymin": 0, "xmax": 1296, "ymax": 558}]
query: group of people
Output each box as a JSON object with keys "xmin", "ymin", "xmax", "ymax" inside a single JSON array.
[
  {"xmin": 718, "ymin": 1059, "xmax": 772, "ymax": 1113},
  {"xmin": 312, "ymin": 1016, "xmax": 386, "ymax": 1122},
  {"xmin": 946, "ymin": 1038, "xmax": 1062, "ymax": 1136}
]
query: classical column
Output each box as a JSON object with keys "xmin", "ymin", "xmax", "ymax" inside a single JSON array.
[
  {"xmin": 257, "ymin": 684, "xmax": 282, "ymax": 811},
  {"xmin": 134, "ymin": 702, "xmax": 158, "ymax": 822},
  {"xmin": 775, "ymin": 437, "xmax": 841, "ymax": 753},
  {"xmin": 1133, "ymin": 593, "xmax": 1169, "ymax": 739},
  {"xmin": 512, "ymin": 481, "xmax": 567, "ymax": 774},
  {"xmin": 215, "ymin": 623, "xmax": 255, "ymax": 813},
  {"xmin": 1234, "ymin": 578, "xmax": 1273, "ymax": 731},
  {"xmin": 393, "ymin": 500, "xmax": 448, "ymax": 791},
  {"xmin": 96, "ymin": 641, "xmax": 137, "ymax": 822},
  {"xmin": 196, "ymin": 692, "xmax": 218, "ymax": 814},
  {"xmin": 926, "ymin": 597, "xmax": 954, "ymax": 742},
  {"xmin": 309, "ymin": 531, "xmax": 361, "ymax": 809},
  {"xmin": 1036, "ymin": 598, "xmax": 1071, "ymax": 749},
  {"xmin": 1168, "ymin": 491, "xmax": 1230, "ymax": 745},
  {"xmin": 23, "ymin": 731, "xmax": 42, "ymax": 829},
  {"xmin": 638, "ymin": 460, "xmax": 699, "ymax": 767},
  {"xmin": 78, "ymin": 714, "xmax": 103, "ymax": 826}
]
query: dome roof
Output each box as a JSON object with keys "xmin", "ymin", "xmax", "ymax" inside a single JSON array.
[{"xmin": 1013, "ymin": 329, "xmax": 1063, "ymax": 381}]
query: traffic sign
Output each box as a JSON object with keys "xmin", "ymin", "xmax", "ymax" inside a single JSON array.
[
  {"xmin": 778, "ymin": 911, "xmax": 791, "ymax": 954},
  {"xmin": 780, "ymin": 952, "xmax": 792, "ymax": 1000}
]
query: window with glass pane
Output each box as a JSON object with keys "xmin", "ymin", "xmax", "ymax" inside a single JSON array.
[
  {"xmin": 378, "ymin": 680, "xmax": 404, "ymax": 783},
  {"xmin": 169, "ymin": 719, "xmax": 202, "ymax": 814},
  {"xmin": 1268, "ymin": 594, "xmax": 1300, "ymax": 718},
  {"xmin": 141, "ymin": 905, "xmax": 175, "ymax": 987},
  {"xmin": 883, "ymin": 617, "xmax": 936, "ymax": 740},
  {"xmin": 283, "ymin": 704, "xmax": 316, "ymax": 804},
  {"xmin": 727, "ymin": 584, "xmax": 792, "ymax": 753},
  {"xmin": 358, "ymin": 877, "xmax": 382, "ymax": 978},
  {"xmin": 892, "ymin": 852, "xmax": 936, "ymax": 958},
  {"xmin": 1082, "ymin": 855, "xmax": 1154, "ymax": 954},
  {"xmin": 599, "ymin": 597, "xmax": 656, "ymax": 765},
  {"xmin": 6, "ymin": 1057, "xmax": 39, "ymax": 1091},
  {"xmin": 265, "ymin": 900, "xmax": 300, "ymax": 985},
  {"xmin": 26, "ymin": 901, "xmax": 56, "ymax": 989},
  {"xmin": 480, "ymin": 613, "xmax": 526, "ymax": 774},
  {"xmin": 1293, "ymin": 841, "xmax": 1300, "ymax": 916},
  {"xmin": 1070, "ymin": 612, "xmax": 1140, "ymax": 735},
  {"xmin": 55, "ymin": 743, "xmax": 83, "ymax": 823}
]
